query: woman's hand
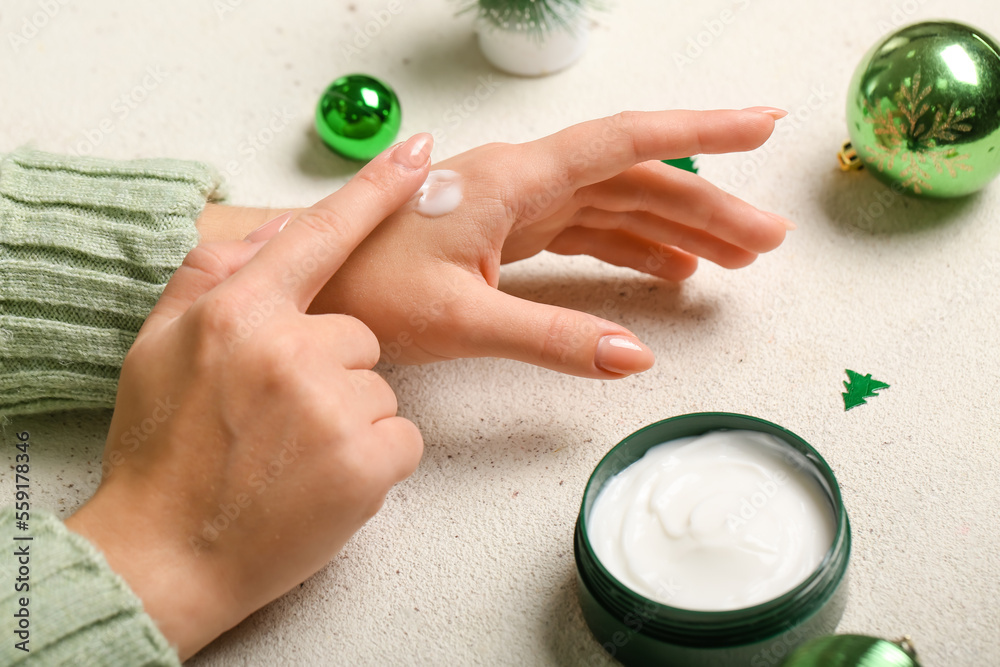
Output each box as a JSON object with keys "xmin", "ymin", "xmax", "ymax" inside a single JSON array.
[
  {"xmin": 65, "ymin": 134, "xmax": 434, "ymax": 660},
  {"xmin": 312, "ymin": 108, "xmax": 794, "ymax": 378}
]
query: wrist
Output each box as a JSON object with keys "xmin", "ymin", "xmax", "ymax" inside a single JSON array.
[
  {"xmin": 196, "ymin": 203, "xmax": 299, "ymax": 243},
  {"xmin": 65, "ymin": 484, "xmax": 240, "ymax": 660}
]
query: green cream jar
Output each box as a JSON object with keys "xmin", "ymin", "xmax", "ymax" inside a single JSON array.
[{"xmin": 574, "ymin": 413, "xmax": 851, "ymax": 666}]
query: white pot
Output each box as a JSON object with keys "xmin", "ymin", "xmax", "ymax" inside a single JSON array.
[{"xmin": 476, "ymin": 13, "xmax": 589, "ymax": 77}]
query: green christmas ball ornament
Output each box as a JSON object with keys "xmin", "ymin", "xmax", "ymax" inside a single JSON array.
[
  {"xmin": 782, "ymin": 635, "xmax": 920, "ymax": 667},
  {"xmin": 842, "ymin": 21, "xmax": 1000, "ymax": 197},
  {"xmin": 781, "ymin": 635, "xmax": 920, "ymax": 667},
  {"xmin": 315, "ymin": 74, "xmax": 401, "ymax": 161}
]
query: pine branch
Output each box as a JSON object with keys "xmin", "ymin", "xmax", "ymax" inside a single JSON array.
[
  {"xmin": 923, "ymin": 102, "xmax": 975, "ymax": 144},
  {"xmin": 457, "ymin": 0, "xmax": 595, "ymax": 35},
  {"xmin": 896, "ymin": 70, "xmax": 933, "ymax": 135}
]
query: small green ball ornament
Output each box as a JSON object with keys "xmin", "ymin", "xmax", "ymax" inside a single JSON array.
[
  {"xmin": 845, "ymin": 21, "xmax": 1000, "ymax": 197},
  {"xmin": 315, "ymin": 74, "xmax": 401, "ymax": 162},
  {"xmin": 782, "ymin": 635, "xmax": 920, "ymax": 667}
]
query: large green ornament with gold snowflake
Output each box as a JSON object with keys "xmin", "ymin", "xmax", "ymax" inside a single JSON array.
[{"xmin": 844, "ymin": 21, "xmax": 1000, "ymax": 197}]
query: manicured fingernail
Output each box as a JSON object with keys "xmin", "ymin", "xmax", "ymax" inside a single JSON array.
[
  {"xmin": 245, "ymin": 211, "xmax": 293, "ymax": 243},
  {"xmin": 595, "ymin": 335, "xmax": 654, "ymax": 375},
  {"xmin": 393, "ymin": 133, "xmax": 433, "ymax": 169},
  {"xmin": 766, "ymin": 211, "xmax": 797, "ymax": 230},
  {"xmin": 742, "ymin": 106, "xmax": 788, "ymax": 120}
]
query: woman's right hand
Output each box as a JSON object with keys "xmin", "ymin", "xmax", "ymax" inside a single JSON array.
[{"xmin": 65, "ymin": 134, "xmax": 435, "ymax": 660}]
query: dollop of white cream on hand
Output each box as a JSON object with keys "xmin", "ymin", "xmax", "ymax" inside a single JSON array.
[{"xmin": 412, "ymin": 170, "xmax": 463, "ymax": 217}]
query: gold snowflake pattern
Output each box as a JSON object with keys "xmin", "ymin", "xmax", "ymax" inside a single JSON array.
[{"xmin": 863, "ymin": 69, "xmax": 975, "ymax": 194}]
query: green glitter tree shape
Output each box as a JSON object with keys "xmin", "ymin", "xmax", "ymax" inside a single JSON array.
[
  {"xmin": 458, "ymin": 0, "xmax": 595, "ymax": 36},
  {"xmin": 842, "ymin": 370, "xmax": 890, "ymax": 411},
  {"xmin": 863, "ymin": 69, "xmax": 975, "ymax": 194}
]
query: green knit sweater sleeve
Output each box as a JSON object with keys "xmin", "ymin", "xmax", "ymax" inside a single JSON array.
[
  {"xmin": 0, "ymin": 147, "xmax": 222, "ymax": 416},
  {"xmin": 0, "ymin": 507, "xmax": 181, "ymax": 666}
]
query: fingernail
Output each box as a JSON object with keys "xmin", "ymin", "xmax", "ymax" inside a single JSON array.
[
  {"xmin": 595, "ymin": 335, "xmax": 654, "ymax": 375},
  {"xmin": 765, "ymin": 211, "xmax": 797, "ymax": 230},
  {"xmin": 393, "ymin": 133, "xmax": 433, "ymax": 170},
  {"xmin": 742, "ymin": 106, "xmax": 788, "ymax": 120},
  {"xmin": 245, "ymin": 211, "xmax": 293, "ymax": 243}
]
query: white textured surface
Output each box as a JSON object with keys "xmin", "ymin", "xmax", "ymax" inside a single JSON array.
[{"xmin": 2, "ymin": 1, "xmax": 999, "ymax": 665}]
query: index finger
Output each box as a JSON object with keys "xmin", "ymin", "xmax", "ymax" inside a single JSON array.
[
  {"xmin": 520, "ymin": 108, "xmax": 783, "ymax": 192},
  {"xmin": 230, "ymin": 133, "xmax": 433, "ymax": 311}
]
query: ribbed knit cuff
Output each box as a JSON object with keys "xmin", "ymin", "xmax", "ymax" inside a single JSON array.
[
  {"xmin": 0, "ymin": 147, "xmax": 222, "ymax": 416},
  {"xmin": 0, "ymin": 507, "xmax": 181, "ymax": 666}
]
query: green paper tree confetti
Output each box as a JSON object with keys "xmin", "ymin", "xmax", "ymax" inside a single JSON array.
[
  {"xmin": 661, "ymin": 157, "xmax": 698, "ymax": 173},
  {"xmin": 842, "ymin": 369, "xmax": 890, "ymax": 411}
]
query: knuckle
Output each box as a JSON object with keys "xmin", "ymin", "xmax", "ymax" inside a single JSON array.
[
  {"xmin": 699, "ymin": 198, "xmax": 723, "ymax": 233},
  {"xmin": 295, "ymin": 207, "xmax": 351, "ymax": 244},
  {"xmin": 349, "ymin": 369, "xmax": 393, "ymax": 403},
  {"xmin": 332, "ymin": 440, "xmax": 383, "ymax": 492},
  {"xmin": 336, "ymin": 314, "xmax": 380, "ymax": 355},
  {"xmin": 187, "ymin": 291, "xmax": 245, "ymax": 338},
  {"xmin": 353, "ymin": 168, "xmax": 386, "ymax": 193},
  {"xmin": 692, "ymin": 125, "xmax": 709, "ymax": 155},
  {"xmin": 393, "ymin": 419, "xmax": 424, "ymax": 477},
  {"xmin": 179, "ymin": 244, "xmax": 232, "ymax": 284},
  {"xmin": 176, "ymin": 294, "xmax": 243, "ymax": 376},
  {"xmin": 478, "ymin": 141, "xmax": 512, "ymax": 155},
  {"xmin": 538, "ymin": 310, "xmax": 588, "ymax": 367},
  {"xmin": 253, "ymin": 331, "xmax": 308, "ymax": 384},
  {"xmin": 608, "ymin": 111, "xmax": 641, "ymax": 157},
  {"xmin": 610, "ymin": 110, "xmax": 641, "ymax": 133},
  {"xmin": 415, "ymin": 285, "xmax": 461, "ymax": 332}
]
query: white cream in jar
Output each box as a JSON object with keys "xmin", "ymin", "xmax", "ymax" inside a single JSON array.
[{"xmin": 587, "ymin": 430, "xmax": 836, "ymax": 611}]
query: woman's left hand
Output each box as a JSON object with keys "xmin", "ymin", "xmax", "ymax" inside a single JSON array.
[{"xmin": 310, "ymin": 108, "xmax": 793, "ymax": 379}]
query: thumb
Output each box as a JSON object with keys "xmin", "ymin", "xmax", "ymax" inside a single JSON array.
[{"xmin": 458, "ymin": 283, "xmax": 655, "ymax": 378}]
